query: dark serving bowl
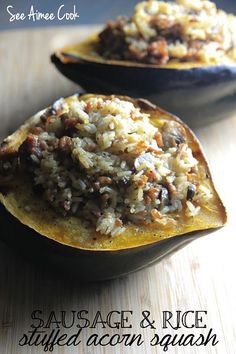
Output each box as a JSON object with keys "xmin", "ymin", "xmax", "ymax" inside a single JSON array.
[{"xmin": 51, "ymin": 32, "xmax": 236, "ymax": 128}]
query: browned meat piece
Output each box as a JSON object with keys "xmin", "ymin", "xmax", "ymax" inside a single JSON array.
[
  {"xmin": 98, "ymin": 18, "xmax": 128, "ymax": 60},
  {"xmin": 58, "ymin": 136, "xmax": 73, "ymax": 153}
]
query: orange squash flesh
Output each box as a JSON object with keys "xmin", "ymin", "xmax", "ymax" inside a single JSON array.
[{"xmin": 55, "ymin": 34, "xmax": 214, "ymax": 69}]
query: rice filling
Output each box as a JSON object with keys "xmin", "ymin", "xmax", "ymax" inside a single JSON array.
[
  {"xmin": 97, "ymin": 0, "xmax": 236, "ymax": 65},
  {"xmin": 19, "ymin": 95, "xmax": 212, "ymax": 236}
]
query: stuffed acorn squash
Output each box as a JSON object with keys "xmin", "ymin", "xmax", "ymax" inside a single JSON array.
[
  {"xmin": 52, "ymin": 0, "xmax": 236, "ymax": 126},
  {"xmin": 0, "ymin": 94, "xmax": 226, "ymax": 280}
]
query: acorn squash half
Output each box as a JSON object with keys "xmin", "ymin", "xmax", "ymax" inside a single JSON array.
[
  {"xmin": 51, "ymin": 34, "xmax": 236, "ymax": 127},
  {"xmin": 0, "ymin": 95, "xmax": 226, "ymax": 280}
]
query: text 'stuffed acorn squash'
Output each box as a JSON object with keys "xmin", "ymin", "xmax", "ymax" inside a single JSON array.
[{"xmin": 0, "ymin": 94, "xmax": 226, "ymax": 280}]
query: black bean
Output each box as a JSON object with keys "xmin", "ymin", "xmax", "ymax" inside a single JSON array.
[
  {"xmin": 159, "ymin": 186, "xmax": 169, "ymax": 208},
  {"xmin": 187, "ymin": 184, "xmax": 196, "ymax": 201},
  {"xmin": 162, "ymin": 132, "xmax": 185, "ymax": 148}
]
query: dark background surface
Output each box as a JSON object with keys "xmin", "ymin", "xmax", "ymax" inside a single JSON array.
[{"xmin": 0, "ymin": 0, "xmax": 236, "ymax": 31}]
